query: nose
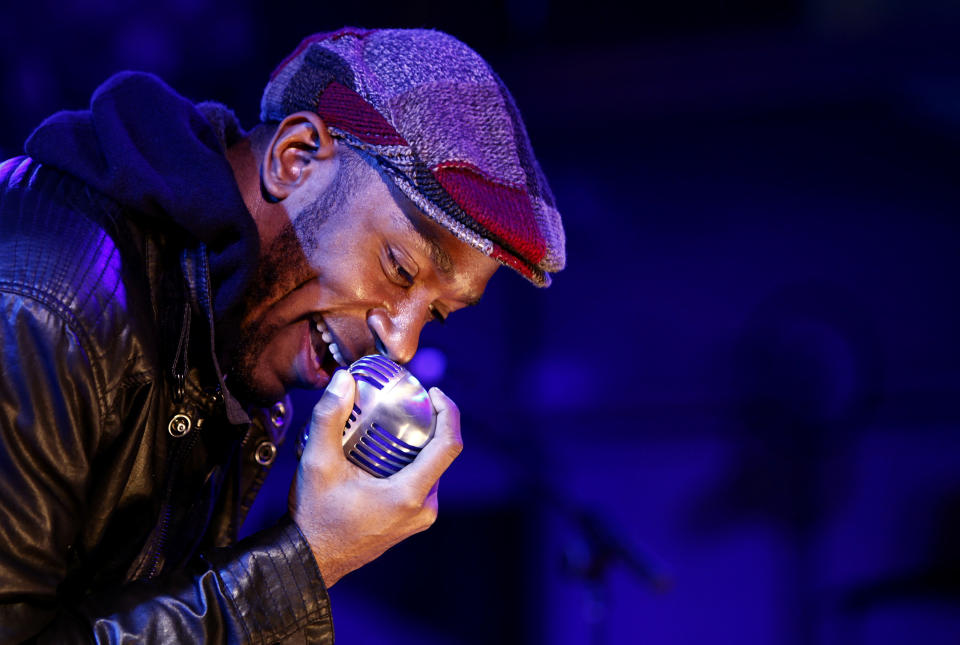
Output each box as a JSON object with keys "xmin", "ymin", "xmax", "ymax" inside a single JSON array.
[{"xmin": 366, "ymin": 304, "xmax": 426, "ymax": 365}]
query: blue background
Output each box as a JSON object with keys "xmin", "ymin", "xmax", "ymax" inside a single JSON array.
[{"xmin": 2, "ymin": 1, "xmax": 959, "ymax": 643}]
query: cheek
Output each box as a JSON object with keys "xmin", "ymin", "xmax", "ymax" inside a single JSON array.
[
  {"xmin": 294, "ymin": 202, "xmax": 395, "ymax": 305},
  {"xmin": 308, "ymin": 242, "xmax": 388, "ymax": 302},
  {"xmin": 247, "ymin": 225, "xmax": 317, "ymax": 319},
  {"xmin": 261, "ymin": 322, "xmax": 304, "ymax": 361}
]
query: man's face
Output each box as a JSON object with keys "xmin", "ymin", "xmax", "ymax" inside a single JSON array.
[{"xmin": 229, "ymin": 153, "xmax": 499, "ymax": 405}]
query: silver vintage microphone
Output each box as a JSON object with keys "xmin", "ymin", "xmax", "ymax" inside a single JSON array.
[{"xmin": 298, "ymin": 354, "xmax": 437, "ymax": 477}]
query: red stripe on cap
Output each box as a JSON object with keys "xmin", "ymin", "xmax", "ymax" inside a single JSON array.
[
  {"xmin": 490, "ymin": 245, "xmax": 543, "ymax": 283},
  {"xmin": 433, "ymin": 163, "xmax": 546, "ymax": 266},
  {"xmin": 316, "ymin": 81, "xmax": 407, "ymax": 147}
]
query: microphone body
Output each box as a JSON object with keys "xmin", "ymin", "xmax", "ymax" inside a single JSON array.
[{"xmin": 298, "ymin": 355, "xmax": 437, "ymax": 477}]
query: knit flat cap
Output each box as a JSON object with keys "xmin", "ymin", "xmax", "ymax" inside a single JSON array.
[{"xmin": 261, "ymin": 27, "xmax": 565, "ymax": 286}]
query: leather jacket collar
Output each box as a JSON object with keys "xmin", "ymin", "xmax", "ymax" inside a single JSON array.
[{"xmin": 181, "ymin": 244, "xmax": 251, "ymax": 426}]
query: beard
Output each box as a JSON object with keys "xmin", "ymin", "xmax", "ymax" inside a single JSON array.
[
  {"xmin": 225, "ymin": 220, "xmax": 313, "ymax": 407},
  {"xmin": 224, "ymin": 146, "xmax": 373, "ymax": 406},
  {"xmin": 224, "ymin": 179, "xmax": 344, "ymax": 406}
]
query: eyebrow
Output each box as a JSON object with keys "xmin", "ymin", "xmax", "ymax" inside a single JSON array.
[
  {"xmin": 394, "ymin": 210, "xmax": 483, "ymax": 307},
  {"xmin": 392, "ymin": 206, "xmax": 452, "ymax": 274},
  {"xmin": 414, "ymin": 221, "xmax": 454, "ymax": 277}
]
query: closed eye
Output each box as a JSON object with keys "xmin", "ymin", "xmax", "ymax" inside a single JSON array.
[{"xmin": 384, "ymin": 246, "xmax": 417, "ymax": 287}]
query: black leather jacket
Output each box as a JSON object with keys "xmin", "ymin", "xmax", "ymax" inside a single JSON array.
[{"xmin": 0, "ymin": 155, "xmax": 334, "ymax": 642}]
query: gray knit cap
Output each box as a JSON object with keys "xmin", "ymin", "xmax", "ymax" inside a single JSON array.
[{"xmin": 261, "ymin": 27, "xmax": 565, "ymax": 286}]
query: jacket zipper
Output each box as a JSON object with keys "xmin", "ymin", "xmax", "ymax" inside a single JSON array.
[{"xmin": 143, "ymin": 420, "xmax": 201, "ymax": 580}]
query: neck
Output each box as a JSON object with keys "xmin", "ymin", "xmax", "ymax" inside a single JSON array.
[{"xmin": 226, "ymin": 131, "xmax": 286, "ymax": 249}]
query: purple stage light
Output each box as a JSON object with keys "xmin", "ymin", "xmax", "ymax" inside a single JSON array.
[{"xmin": 408, "ymin": 347, "xmax": 446, "ymax": 386}]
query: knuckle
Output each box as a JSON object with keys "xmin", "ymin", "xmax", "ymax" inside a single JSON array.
[
  {"xmin": 298, "ymin": 452, "xmax": 327, "ymax": 477},
  {"xmin": 398, "ymin": 491, "xmax": 422, "ymax": 513},
  {"xmin": 445, "ymin": 440, "xmax": 463, "ymax": 461},
  {"xmin": 420, "ymin": 505, "xmax": 438, "ymax": 528},
  {"xmin": 438, "ymin": 433, "xmax": 463, "ymax": 459},
  {"xmin": 311, "ymin": 398, "xmax": 341, "ymax": 423},
  {"xmin": 299, "ymin": 451, "xmax": 319, "ymax": 470},
  {"xmin": 311, "ymin": 402, "xmax": 330, "ymax": 422}
]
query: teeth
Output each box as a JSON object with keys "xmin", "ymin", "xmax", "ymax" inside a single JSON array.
[
  {"xmin": 314, "ymin": 317, "xmax": 348, "ymax": 367},
  {"xmin": 329, "ymin": 342, "xmax": 347, "ymax": 367}
]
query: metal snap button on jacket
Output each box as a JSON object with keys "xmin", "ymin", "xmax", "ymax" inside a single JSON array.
[{"xmin": 254, "ymin": 440, "xmax": 277, "ymax": 466}]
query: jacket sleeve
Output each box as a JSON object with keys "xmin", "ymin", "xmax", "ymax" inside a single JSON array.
[{"xmin": 0, "ymin": 292, "xmax": 334, "ymax": 644}]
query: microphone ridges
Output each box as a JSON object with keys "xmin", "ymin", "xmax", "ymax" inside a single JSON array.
[{"xmin": 340, "ymin": 354, "xmax": 436, "ymax": 478}]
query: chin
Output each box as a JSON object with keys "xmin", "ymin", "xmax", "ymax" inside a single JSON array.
[
  {"xmin": 226, "ymin": 362, "xmax": 287, "ymax": 409},
  {"xmin": 225, "ymin": 331, "xmax": 287, "ymax": 407},
  {"xmin": 231, "ymin": 382, "xmax": 281, "ymax": 409}
]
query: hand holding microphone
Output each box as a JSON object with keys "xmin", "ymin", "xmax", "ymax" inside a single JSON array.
[{"xmin": 289, "ymin": 358, "xmax": 461, "ymax": 587}]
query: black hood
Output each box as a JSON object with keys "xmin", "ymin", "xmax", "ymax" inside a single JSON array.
[{"xmin": 24, "ymin": 71, "xmax": 259, "ymax": 332}]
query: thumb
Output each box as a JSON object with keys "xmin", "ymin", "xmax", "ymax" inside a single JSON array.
[{"xmin": 302, "ymin": 369, "xmax": 356, "ymax": 466}]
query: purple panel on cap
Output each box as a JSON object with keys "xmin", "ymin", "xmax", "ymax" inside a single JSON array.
[{"xmin": 388, "ymin": 81, "xmax": 526, "ymax": 187}]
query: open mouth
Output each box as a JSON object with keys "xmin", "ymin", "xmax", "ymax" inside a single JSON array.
[{"xmin": 309, "ymin": 316, "xmax": 350, "ymax": 378}]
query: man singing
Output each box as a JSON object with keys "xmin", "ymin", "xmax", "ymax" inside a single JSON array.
[{"xmin": 0, "ymin": 28, "xmax": 564, "ymax": 642}]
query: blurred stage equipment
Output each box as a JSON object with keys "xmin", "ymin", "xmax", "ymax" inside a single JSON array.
[{"xmin": 559, "ymin": 502, "xmax": 674, "ymax": 645}]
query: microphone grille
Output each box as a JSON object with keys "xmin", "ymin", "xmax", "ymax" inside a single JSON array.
[{"xmin": 343, "ymin": 355, "xmax": 435, "ymax": 477}]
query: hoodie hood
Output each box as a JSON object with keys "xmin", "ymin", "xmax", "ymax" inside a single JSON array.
[{"xmin": 24, "ymin": 71, "xmax": 259, "ymax": 333}]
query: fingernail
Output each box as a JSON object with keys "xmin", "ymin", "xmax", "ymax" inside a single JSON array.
[{"xmin": 328, "ymin": 369, "xmax": 353, "ymax": 396}]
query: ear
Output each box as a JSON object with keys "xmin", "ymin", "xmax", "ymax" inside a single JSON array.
[{"xmin": 260, "ymin": 111, "xmax": 336, "ymax": 201}]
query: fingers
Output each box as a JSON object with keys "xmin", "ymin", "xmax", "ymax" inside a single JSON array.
[
  {"xmin": 395, "ymin": 387, "xmax": 462, "ymax": 491},
  {"xmin": 303, "ymin": 369, "xmax": 356, "ymax": 467},
  {"xmin": 292, "ymin": 381, "xmax": 452, "ymax": 584}
]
